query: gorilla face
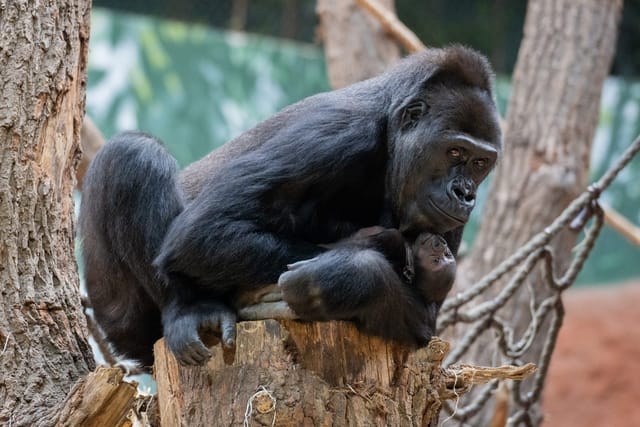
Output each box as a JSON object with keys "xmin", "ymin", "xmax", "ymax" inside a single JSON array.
[
  {"xmin": 413, "ymin": 233, "xmax": 455, "ymax": 274},
  {"xmin": 420, "ymin": 134, "xmax": 498, "ymax": 230},
  {"xmin": 390, "ymin": 81, "xmax": 502, "ymax": 236}
]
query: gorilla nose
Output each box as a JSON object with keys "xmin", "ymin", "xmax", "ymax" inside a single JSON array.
[
  {"xmin": 430, "ymin": 236, "xmax": 447, "ymax": 253},
  {"xmin": 448, "ymin": 177, "xmax": 476, "ymax": 208}
]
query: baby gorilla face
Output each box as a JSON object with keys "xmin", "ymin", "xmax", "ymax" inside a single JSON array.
[
  {"xmin": 411, "ymin": 232, "xmax": 457, "ymax": 304},
  {"xmin": 414, "ymin": 233, "xmax": 455, "ymax": 272}
]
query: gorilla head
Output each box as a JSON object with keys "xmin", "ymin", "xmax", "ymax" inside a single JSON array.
[{"xmin": 385, "ymin": 48, "xmax": 502, "ymax": 236}]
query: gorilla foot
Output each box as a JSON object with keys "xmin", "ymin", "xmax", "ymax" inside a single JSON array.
[
  {"xmin": 278, "ymin": 259, "xmax": 330, "ymax": 320},
  {"xmin": 163, "ymin": 302, "xmax": 236, "ymax": 366}
]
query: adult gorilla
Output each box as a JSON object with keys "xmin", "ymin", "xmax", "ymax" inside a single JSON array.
[{"xmin": 79, "ymin": 46, "xmax": 502, "ymax": 370}]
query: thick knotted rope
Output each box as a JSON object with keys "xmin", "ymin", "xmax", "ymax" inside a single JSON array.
[{"xmin": 437, "ymin": 135, "xmax": 640, "ymax": 426}]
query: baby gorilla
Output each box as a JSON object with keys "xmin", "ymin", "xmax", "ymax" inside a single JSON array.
[{"xmin": 276, "ymin": 227, "xmax": 456, "ymax": 345}]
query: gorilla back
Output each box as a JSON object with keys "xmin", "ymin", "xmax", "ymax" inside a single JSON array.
[{"xmin": 80, "ymin": 45, "xmax": 502, "ymax": 370}]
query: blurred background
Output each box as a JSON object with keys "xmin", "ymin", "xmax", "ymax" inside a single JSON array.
[{"xmin": 85, "ymin": 0, "xmax": 640, "ymax": 287}]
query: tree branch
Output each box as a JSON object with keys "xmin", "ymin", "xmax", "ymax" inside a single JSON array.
[
  {"xmin": 603, "ymin": 204, "xmax": 640, "ymax": 246},
  {"xmin": 354, "ymin": 0, "xmax": 425, "ymax": 52}
]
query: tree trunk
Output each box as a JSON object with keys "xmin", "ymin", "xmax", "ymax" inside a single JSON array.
[
  {"xmin": 316, "ymin": 0, "xmax": 400, "ymax": 89},
  {"xmin": 51, "ymin": 367, "xmax": 137, "ymax": 427},
  {"xmin": 153, "ymin": 321, "xmax": 534, "ymax": 426},
  {"xmin": 155, "ymin": 321, "xmax": 447, "ymax": 426},
  {"xmin": 447, "ymin": 0, "xmax": 623, "ymax": 425},
  {"xmin": 0, "ymin": 0, "xmax": 94, "ymax": 424}
]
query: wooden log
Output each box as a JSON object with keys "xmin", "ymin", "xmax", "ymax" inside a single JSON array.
[
  {"xmin": 153, "ymin": 320, "xmax": 535, "ymax": 426},
  {"xmin": 52, "ymin": 367, "xmax": 137, "ymax": 427}
]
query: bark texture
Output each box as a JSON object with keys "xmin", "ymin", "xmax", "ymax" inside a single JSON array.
[
  {"xmin": 0, "ymin": 0, "xmax": 94, "ymax": 424},
  {"xmin": 77, "ymin": 116, "xmax": 105, "ymax": 189},
  {"xmin": 52, "ymin": 367, "xmax": 137, "ymax": 427},
  {"xmin": 155, "ymin": 321, "xmax": 455, "ymax": 426},
  {"xmin": 452, "ymin": 0, "xmax": 623, "ymax": 424},
  {"xmin": 154, "ymin": 322, "xmax": 535, "ymax": 426},
  {"xmin": 316, "ymin": 0, "xmax": 400, "ymax": 89}
]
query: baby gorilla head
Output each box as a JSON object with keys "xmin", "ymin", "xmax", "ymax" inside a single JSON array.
[{"xmin": 411, "ymin": 232, "xmax": 457, "ymax": 305}]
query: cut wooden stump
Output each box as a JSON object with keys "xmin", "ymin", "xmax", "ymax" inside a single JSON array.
[{"xmin": 154, "ymin": 320, "xmax": 535, "ymax": 426}]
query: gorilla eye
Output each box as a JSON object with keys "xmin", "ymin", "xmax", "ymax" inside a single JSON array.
[
  {"xmin": 473, "ymin": 158, "xmax": 488, "ymax": 170},
  {"xmin": 448, "ymin": 148, "xmax": 461, "ymax": 159}
]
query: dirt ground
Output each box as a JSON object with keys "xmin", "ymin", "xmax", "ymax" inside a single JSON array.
[{"xmin": 541, "ymin": 281, "xmax": 640, "ymax": 427}]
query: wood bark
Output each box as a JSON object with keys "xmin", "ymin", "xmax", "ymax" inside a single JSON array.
[
  {"xmin": 0, "ymin": 0, "xmax": 94, "ymax": 424},
  {"xmin": 316, "ymin": 0, "xmax": 400, "ymax": 89},
  {"xmin": 51, "ymin": 367, "xmax": 137, "ymax": 427},
  {"xmin": 451, "ymin": 0, "xmax": 623, "ymax": 424},
  {"xmin": 77, "ymin": 116, "xmax": 105, "ymax": 189},
  {"xmin": 154, "ymin": 321, "xmax": 534, "ymax": 426},
  {"xmin": 155, "ymin": 321, "xmax": 445, "ymax": 426}
]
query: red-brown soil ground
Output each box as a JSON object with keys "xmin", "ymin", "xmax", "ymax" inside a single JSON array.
[{"xmin": 542, "ymin": 281, "xmax": 640, "ymax": 427}]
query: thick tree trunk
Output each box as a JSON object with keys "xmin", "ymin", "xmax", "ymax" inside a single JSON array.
[
  {"xmin": 155, "ymin": 321, "xmax": 447, "ymax": 426},
  {"xmin": 0, "ymin": 0, "xmax": 94, "ymax": 424},
  {"xmin": 316, "ymin": 0, "xmax": 400, "ymax": 89},
  {"xmin": 448, "ymin": 0, "xmax": 623, "ymax": 425},
  {"xmin": 153, "ymin": 321, "xmax": 534, "ymax": 426}
]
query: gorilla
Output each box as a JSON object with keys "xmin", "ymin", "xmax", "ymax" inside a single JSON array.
[
  {"xmin": 79, "ymin": 45, "xmax": 502, "ymax": 370},
  {"xmin": 275, "ymin": 227, "xmax": 457, "ymax": 342}
]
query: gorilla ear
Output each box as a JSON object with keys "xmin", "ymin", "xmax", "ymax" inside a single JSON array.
[{"xmin": 400, "ymin": 100, "xmax": 429, "ymax": 131}]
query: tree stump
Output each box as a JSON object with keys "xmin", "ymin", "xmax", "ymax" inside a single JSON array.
[{"xmin": 153, "ymin": 320, "xmax": 535, "ymax": 426}]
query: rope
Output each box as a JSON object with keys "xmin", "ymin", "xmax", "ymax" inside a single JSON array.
[{"xmin": 438, "ymin": 135, "xmax": 640, "ymax": 424}]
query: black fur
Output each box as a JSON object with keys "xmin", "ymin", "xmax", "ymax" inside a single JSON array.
[
  {"xmin": 79, "ymin": 45, "xmax": 502, "ymax": 370},
  {"xmin": 79, "ymin": 132, "xmax": 183, "ymax": 367},
  {"xmin": 279, "ymin": 228, "xmax": 456, "ymax": 345}
]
